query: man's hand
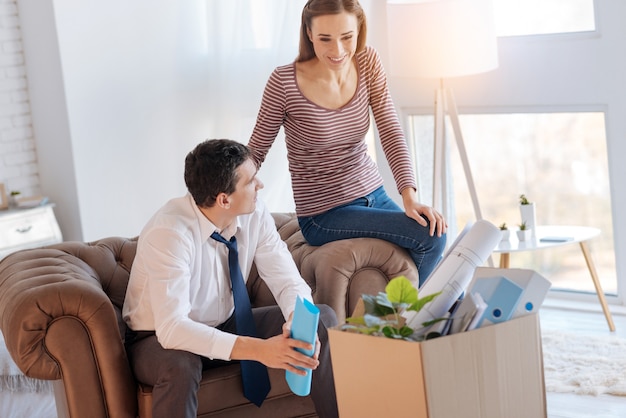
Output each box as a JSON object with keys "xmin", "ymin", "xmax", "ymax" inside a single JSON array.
[
  {"xmin": 231, "ymin": 334, "xmax": 319, "ymax": 376},
  {"xmin": 229, "ymin": 311, "xmax": 319, "ymax": 375},
  {"xmin": 283, "ymin": 312, "xmax": 321, "ymax": 361}
]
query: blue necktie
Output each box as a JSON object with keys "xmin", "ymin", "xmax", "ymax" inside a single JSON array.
[{"xmin": 211, "ymin": 232, "xmax": 271, "ymax": 407}]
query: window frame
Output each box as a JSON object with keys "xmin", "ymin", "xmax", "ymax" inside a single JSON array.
[{"xmin": 397, "ymin": 104, "xmax": 619, "ymax": 305}]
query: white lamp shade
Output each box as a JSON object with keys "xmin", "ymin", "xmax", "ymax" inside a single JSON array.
[{"xmin": 387, "ymin": 0, "xmax": 499, "ymax": 78}]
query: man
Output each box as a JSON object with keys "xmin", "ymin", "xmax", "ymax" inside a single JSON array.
[{"xmin": 123, "ymin": 139, "xmax": 339, "ymax": 418}]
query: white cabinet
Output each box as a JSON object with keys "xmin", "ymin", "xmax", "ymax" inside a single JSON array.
[{"xmin": 0, "ymin": 204, "xmax": 63, "ymax": 259}]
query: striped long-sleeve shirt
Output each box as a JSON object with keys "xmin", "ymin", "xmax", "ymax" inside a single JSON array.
[{"xmin": 248, "ymin": 46, "xmax": 417, "ymax": 217}]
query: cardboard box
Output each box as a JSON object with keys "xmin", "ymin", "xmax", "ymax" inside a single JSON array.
[{"xmin": 328, "ymin": 313, "xmax": 546, "ymax": 418}]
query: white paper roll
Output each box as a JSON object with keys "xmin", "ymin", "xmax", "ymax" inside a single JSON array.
[{"xmin": 404, "ymin": 219, "xmax": 501, "ymax": 337}]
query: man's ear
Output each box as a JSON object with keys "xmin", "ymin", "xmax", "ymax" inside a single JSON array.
[{"xmin": 216, "ymin": 193, "xmax": 231, "ymax": 209}]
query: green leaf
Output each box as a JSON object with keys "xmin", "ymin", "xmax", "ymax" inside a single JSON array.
[
  {"xmin": 410, "ymin": 291, "xmax": 442, "ymax": 312},
  {"xmin": 361, "ymin": 294, "xmax": 377, "ymax": 314},
  {"xmin": 398, "ymin": 325, "xmax": 415, "ymax": 338},
  {"xmin": 345, "ymin": 316, "xmax": 366, "ymax": 325},
  {"xmin": 381, "ymin": 326, "xmax": 394, "ymax": 338},
  {"xmin": 381, "ymin": 326, "xmax": 402, "ymax": 339},
  {"xmin": 391, "ymin": 302, "xmax": 412, "ymax": 313},
  {"xmin": 359, "ymin": 327, "xmax": 381, "ymax": 335},
  {"xmin": 361, "ymin": 294, "xmax": 393, "ymax": 316},
  {"xmin": 421, "ymin": 316, "xmax": 448, "ymax": 327},
  {"xmin": 386, "ymin": 276, "xmax": 418, "ymax": 305},
  {"xmin": 363, "ymin": 314, "xmax": 386, "ymax": 327},
  {"xmin": 381, "ymin": 325, "xmax": 415, "ymax": 339},
  {"xmin": 340, "ymin": 324, "xmax": 380, "ymax": 335},
  {"xmin": 375, "ymin": 292, "xmax": 394, "ymax": 309}
]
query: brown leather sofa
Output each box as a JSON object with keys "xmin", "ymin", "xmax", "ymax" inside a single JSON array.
[{"xmin": 0, "ymin": 212, "xmax": 418, "ymax": 418}]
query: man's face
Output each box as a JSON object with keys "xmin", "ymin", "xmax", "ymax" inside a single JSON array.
[{"xmin": 227, "ymin": 158, "xmax": 264, "ymax": 215}]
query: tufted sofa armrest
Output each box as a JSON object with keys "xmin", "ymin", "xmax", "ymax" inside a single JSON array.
[
  {"xmin": 0, "ymin": 238, "xmax": 139, "ymax": 418},
  {"xmin": 298, "ymin": 236, "xmax": 419, "ymax": 322}
]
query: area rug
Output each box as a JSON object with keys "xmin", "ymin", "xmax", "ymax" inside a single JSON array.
[{"xmin": 542, "ymin": 329, "xmax": 626, "ymax": 396}]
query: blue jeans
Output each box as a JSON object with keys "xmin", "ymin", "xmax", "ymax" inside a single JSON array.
[{"xmin": 298, "ymin": 186, "xmax": 446, "ymax": 286}]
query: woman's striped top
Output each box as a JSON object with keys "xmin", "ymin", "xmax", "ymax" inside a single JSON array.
[{"xmin": 248, "ymin": 46, "xmax": 416, "ymax": 217}]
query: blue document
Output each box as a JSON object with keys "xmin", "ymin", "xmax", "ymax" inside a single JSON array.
[
  {"xmin": 470, "ymin": 276, "xmax": 523, "ymax": 328},
  {"xmin": 286, "ymin": 297, "xmax": 319, "ymax": 396}
]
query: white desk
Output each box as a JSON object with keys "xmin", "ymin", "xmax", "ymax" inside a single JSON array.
[{"xmin": 493, "ymin": 225, "xmax": 615, "ymax": 332}]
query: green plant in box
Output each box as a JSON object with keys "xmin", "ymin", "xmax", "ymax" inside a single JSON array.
[{"xmin": 342, "ymin": 276, "xmax": 442, "ymax": 341}]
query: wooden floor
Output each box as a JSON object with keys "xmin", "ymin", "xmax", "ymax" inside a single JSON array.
[{"xmin": 540, "ymin": 303, "xmax": 626, "ymax": 418}]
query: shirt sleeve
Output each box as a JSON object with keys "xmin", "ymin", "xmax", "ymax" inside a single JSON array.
[
  {"xmin": 139, "ymin": 227, "xmax": 238, "ymax": 361},
  {"xmin": 366, "ymin": 47, "xmax": 418, "ymax": 195},
  {"xmin": 247, "ymin": 68, "xmax": 287, "ymax": 168},
  {"xmin": 251, "ymin": 205, "xmax": 313, "ymax": 319}
]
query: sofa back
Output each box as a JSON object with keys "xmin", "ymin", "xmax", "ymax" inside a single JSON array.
[
  {"xmin": 0, "ymin": 213, "xmax": 306, "ymax": 344},
  {"xmin": 46, "ymin": 214, "xmax": 304, "ymax": 304},
  {"xmin": 53, "ymin": 237, "xmax": 138, "ymax": 315}
]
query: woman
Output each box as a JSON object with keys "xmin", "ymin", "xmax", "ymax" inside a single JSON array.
[{"xmin": 248, "ymin": 0, "xmax": 446, "ymax": 284}]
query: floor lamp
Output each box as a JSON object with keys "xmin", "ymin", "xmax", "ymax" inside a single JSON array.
[{"xmin": 386, "ymin": 0, "xmax": 499, "ymax": 224}]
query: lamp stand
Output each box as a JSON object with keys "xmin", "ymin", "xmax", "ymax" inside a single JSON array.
[
  {"xmin": 432, "ymin": 78, "xmax": 483, "ymax": 223},
  {"xmin": 432, "ymin": 79, "xmax": 493, "ymax": 266}
]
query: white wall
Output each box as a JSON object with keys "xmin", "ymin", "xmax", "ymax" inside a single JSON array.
[{"xmin": 17, "ymin": 0, "xmax": 212, "ymax": 240}]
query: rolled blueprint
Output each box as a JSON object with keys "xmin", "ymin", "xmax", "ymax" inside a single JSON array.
[
  {"xmin": 403, "ymin": 220, "xmax": 501, "ymax": 337},
  {"xmin": 286, "ymin": 296, "xmax": 319, "ymax": 396}
]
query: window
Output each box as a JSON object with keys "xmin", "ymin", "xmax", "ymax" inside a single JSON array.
[
  {"xmin": 408, "ymin": 111, "xmax": 617, "ymax": 296},
  {"xmin": 493, "ymin": 0, "xmax": 596, "ymax": 37}
]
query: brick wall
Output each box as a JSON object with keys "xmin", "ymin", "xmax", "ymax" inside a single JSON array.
[{"xmin": 0, "ymin": 0, "xmax": 39, "ymax": 197}]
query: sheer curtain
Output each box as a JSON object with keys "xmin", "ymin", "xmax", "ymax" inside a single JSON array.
[
  {"xmin": 203, "ymin": 0, "xmax": 380, "ymax": 212},
  {"xmin": 204, "ymin": 0, "xmax": 308, "ymax": 212}
]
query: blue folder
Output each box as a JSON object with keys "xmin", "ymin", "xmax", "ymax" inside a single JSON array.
[
  {"xmin": 286, "ymin": 296, "xmax": 319, "ymax": 396},
  {"xmin": 470, "ymin": 276, "xmax": 524, "ymax": 328}
]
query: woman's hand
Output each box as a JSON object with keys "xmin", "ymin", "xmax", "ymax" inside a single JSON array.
[{"xmin": 401, "ymin": 188, "xmax": 447, "ymax": 237}]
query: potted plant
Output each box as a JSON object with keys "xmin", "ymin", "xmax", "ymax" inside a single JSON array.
[
  {"xmin": 499, "ymin": 222, "xmax": 510, "ymax": 241},
  {"xmin": 9, "ymin": 190, "xmax": 20, "ymax": 208},
  {"xmin": 340, "ymin": 276, "xmax": 443, "ymax": 341},
  {"xmin": 516, "ymin": 221, "xmax": 532, "ymax": 241},
  {"xmin": 519, "ymin": 194, "xmax": 536, "ymax": 238}
]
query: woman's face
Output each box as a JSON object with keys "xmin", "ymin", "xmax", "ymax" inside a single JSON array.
[{"xmin": 307, "ymin": 12, "xmax": 359, "ymax": 70}]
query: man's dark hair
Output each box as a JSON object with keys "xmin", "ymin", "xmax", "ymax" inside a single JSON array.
[{"xmin": 184, "ymin": 139, "xmax": 251, "ymax": 207}]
